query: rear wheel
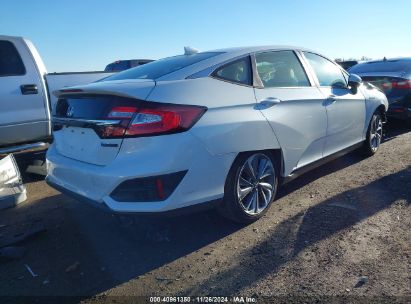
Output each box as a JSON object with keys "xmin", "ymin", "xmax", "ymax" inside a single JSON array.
[
  {"xmin": 363, "ymin": 112, "xmax": 383, "ymax": 156},
  {"xmin": 219, "ymin": 151, "xmax": 278, "ymax": 224}
]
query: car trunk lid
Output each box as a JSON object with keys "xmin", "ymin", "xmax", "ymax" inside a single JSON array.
[{"xmin": 53, "ymin": 80, "xmax": 154, "ymax": 166}]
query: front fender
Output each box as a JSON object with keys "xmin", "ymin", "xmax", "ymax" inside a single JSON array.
[{"xmin": 360, "ymin": 84, "xmax": 388, "ymax": 137}]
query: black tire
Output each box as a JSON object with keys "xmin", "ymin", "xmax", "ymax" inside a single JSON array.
[
  {"xmin": 363, "ymin": 111, "xmax": 383, "ymax": 157},
  {"xmin": 218, "ymin": 151, "xmax": 279, "ymax": 224}
]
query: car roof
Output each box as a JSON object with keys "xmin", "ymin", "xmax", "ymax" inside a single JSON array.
[
  {"xmin": 366, "ymin": 57, "xmax": 411, "ymax": 63},
  {"xmin": 157, "ymin": 45, "xmax": 330, "ymax": 81},
  {"xmin": 207, "ymin": 45, "xmax": 317, "ymax": 57},
  {"xmin": 349, "ymin": 57, "xmax": 411, "ymax": 78}
]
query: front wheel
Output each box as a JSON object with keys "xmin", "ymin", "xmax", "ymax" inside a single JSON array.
[
  {"xmin": 363, "ymin": 112, "xmax": 383, "ymax": 156},
  {"xmin": 219, "ymin": 151, "xmax": 278, "ymax": 224}
]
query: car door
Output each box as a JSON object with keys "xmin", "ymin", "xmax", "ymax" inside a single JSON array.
[
  {"xmin": 0, "ymin": 38, "xmax": 49, "ymax": 146},
  {"xmin": 302, "ymin": 52, "xmax": 366, "ymax": 157},
  {"xmin": 253, "ymin": 50, "xmax": 327, "ymax": 176}
]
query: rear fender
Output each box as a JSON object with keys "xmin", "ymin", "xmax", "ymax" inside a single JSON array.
[{"xmin": 189, "ymin": 106, "xmax": 281, "ymax": 156}]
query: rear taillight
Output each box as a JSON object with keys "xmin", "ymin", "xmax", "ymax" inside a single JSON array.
[
  {"xmin": 126, "ymin": 104, "xmax": 206, "ymax": 137},
  {"xmin": 107, "ymin": 106, "xmax": 137, "ymax": 119},
  {"xmin": 383, "ymin": 79, "xmax": 411, "ymax": 90},
  {"xmin": 100, "ymin": 103, "xmax": 206, "ymax": 138},
  {"xmin": 392, "ymin": 80, "xmax": 411, "ymax": 89}
]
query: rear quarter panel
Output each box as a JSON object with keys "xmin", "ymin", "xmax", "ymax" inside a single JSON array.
[{"xmin": 147, "ymin": 77, "xmax": 281, "ymax": 155}]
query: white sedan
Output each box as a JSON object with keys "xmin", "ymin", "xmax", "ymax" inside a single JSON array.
[{"xmin": 46, "ymin": 46, "xmax": 388, "ymax": 223}]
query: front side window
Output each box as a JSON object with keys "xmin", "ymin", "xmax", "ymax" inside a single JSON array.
[
  {"xmin": 0, "ymin": 40, "xmax": 25, "ymax": 77},
  {"xmin": 303, "ymin": 52, "xmax": 347, "ymax": 88},
  {"xmin": 213, "ymin": 57, "xmax": 252, "ymax": 85},
  {"xmin": 255, "ymin": 51, "xmax": 310, "ymax": 88}
]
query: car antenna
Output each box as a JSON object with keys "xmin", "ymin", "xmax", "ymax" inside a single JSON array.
[{"xmin": 184, "ymin": 46, "xmax": 199, "ymax": 55}]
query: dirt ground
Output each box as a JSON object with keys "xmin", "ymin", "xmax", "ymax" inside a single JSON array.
[{"xmin": 0, "ymin": 122, "xmax": 410, "ymax": 304}]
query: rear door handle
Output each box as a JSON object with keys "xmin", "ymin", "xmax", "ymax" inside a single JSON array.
[
  {"xmin": 327, "ymin": 95, "xmax": 337, "ymax": 103},
  {"xmin": 259, "ymin": 97, "xmax": 281, "ymax": 107},
  {"xmin": 20, "ymin": 84, "xmax": 38, "ymax": 95}
]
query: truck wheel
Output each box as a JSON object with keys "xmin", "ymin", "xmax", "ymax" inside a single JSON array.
[
  {"xmin": 219, "ymin": 151, "xmax": 278, "ymax": 224},
  {"xmin": 363, "ymin": 112, "xmax": 383, "ymax": 156}
]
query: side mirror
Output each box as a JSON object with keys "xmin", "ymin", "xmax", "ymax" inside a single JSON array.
[{"xmin": 348, "ymin": 74, "xmax": 362, "ymax": 93}]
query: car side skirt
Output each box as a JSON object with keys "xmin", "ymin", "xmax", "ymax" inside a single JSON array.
[{"xmin": 282, "ymin": 141, "xmax": 364, "ymax": 185}]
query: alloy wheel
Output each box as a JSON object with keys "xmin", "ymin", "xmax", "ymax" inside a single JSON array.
[
  {"xmin": 370, "ymin": 114, "xmax": 383, "ymax": 152},
  {"xmin": 237, "ymin": 153, "xmax": 275, "ymax": 215}
]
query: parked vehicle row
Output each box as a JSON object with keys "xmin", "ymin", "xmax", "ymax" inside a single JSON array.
[
  {"xmin": 349, "ymin": 58, "xmax": 411, "ymax": 124},
  {"xmin": 46, "ymin": 46, "xmax": 388, "ymax": 223},
  {"xmin": 104, "ymin": 59, "xmax": 153, "ymax": 72},
  {"xmin": 336, "ymin": 60, "xmax": 365, "ymax": 71}
]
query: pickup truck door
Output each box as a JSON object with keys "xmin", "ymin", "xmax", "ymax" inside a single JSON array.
[
  {"xmin": 253, "ymin": 50, "xmax": 327, "ymax": 176},
  {"xmin": 0, "ymin": 38, "xmax": 50, "ymax": 147},
  {"xmin": 302, "ymin": 52, "xmax": 366, "ymax": 157}
]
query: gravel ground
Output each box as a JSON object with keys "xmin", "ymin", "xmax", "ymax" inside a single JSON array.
[{"xmin": 0, "ymin": 122, "xmax": 410, "ymax": 304}]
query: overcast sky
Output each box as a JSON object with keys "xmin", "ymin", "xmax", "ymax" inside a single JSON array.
[{"xmin": 1, "ymin": 0, "xmax": 410, "ymax": 72}]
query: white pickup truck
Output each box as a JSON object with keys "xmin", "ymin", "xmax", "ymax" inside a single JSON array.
[{"xmin": 0, "ymin": 35, "xmax": 114, "ymax": 155}]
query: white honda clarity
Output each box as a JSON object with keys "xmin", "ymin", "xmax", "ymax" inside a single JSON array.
[{"xmin": 46, "ymin": 46, "xmax": 388, "ymax": 223}]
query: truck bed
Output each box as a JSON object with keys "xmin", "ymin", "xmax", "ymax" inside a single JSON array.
[{"xmin": 45, "ymin": 71, "xmax": 115, "ymax": 114}]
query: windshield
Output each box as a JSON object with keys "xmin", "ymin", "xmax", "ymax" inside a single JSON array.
[{"xmin": 104, "ymin": 52, "xmax": 222, "ymax": 81}]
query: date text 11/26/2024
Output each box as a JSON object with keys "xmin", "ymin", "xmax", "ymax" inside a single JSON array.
[{"xmin": 149, "ymin": 296, "xmax": 257, "ymax": 303}]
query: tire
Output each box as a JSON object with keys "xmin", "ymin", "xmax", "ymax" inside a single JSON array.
[
  {"xmin": 218, "ymin": 151, "xmax": 279, "ymax": 224},
  {"xmin": 363, "ymin": 111, "xmax": 383, "ymax": 156}
]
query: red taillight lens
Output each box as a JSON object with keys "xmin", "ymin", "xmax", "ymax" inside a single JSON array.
[
  {"xmin": 125, "ymin": 104, "xmax": 206, "ymax": 137},
  {"xmin": 391, "ymin": 107, "xmax": 405, "ymax": 113},
  {"xmin": 107, "ymin": 106, "xmax": 138, "ymax": 119},
  {"xmin": 101, "ymin": 103, "xmax": 206, "ymax": 138},
  {"xmin": 392, "ymin": 80, "xmax": 411, "ymax": 89}
]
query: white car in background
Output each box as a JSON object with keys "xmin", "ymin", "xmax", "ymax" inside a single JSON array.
[{"xmin": 46, "ymin": 46, "xmax": 388, "ymax": 223}]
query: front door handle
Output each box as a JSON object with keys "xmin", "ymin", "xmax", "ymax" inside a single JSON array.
[
  {"xmin": 326, "ymin": 95, "xmax": 337, "ymax": 103},
  {"xmin": 259, "ymin": 97, "xmax": 281, "ymax": 107},
  {"xmin": 20, "ymin": 84, "xmax": 38, "ymax": 95}
]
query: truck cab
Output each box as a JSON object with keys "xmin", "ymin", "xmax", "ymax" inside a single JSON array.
[
  {"xmin": 0, "ymin": 35, "xmax": 51, "ymax": 154},
  {"xmin": 0, "ymin": 35, "xmax": 115, "ymax": 155}
]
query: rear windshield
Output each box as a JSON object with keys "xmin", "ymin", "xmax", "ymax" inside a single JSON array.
[
  {"xmin": 350, "ymin": 60, "xmax": 411, "ymax": 74},
  {"xmin": 104, "ymin": 52, "xmax": 222, "ymax": 81}
]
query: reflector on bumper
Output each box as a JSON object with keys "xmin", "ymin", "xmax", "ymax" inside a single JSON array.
[{"xmin": 110, "ymin": 171, "xmax": 187, "ymax": 202}]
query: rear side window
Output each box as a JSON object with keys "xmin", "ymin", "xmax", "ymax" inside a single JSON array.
[
  {"xmin": 304, "ymin": 52, "xmax": 347, "ymax": 88},
  {"xmin": 0, "ymin": 40, "xmax": 25, "ymax": 76},
  {"xmin": 105, "ymin": 52, "xmax": 221, "ymax": 81},
  {"xmin": 255, "ymin": 51, "xmax": 310, "ymax": 88},
  {"xmin": 213, "ymin": 57, "xmax": 252, "ymax": 85}
]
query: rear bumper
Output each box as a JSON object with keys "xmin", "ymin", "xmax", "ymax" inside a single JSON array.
[
  {"xmin": 46, "ymin": 176, "xmax": 110, "ymax": 212},
  {"xmin": 387, "ymin": 107, "xmax": 411, "ymax": 120},
  {"xmin": 46, "ymin": 177, "xmax": 221, "ymax": 216},
  {"xmin": 46, "ymin": 132, "xmax": 235, "ymax": 213}
]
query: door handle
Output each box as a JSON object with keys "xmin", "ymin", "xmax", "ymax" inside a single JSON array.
[
  {"xmin": 327, "ymin": 95, "xmax": 337, "ymax": 102},
  {"xmin": 259, "ymin": 97, "xmax": 281, "ymax": 106},
  {"xmin": 20, "ymin": 84, "xmax": 38, "ymax": 95}
]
